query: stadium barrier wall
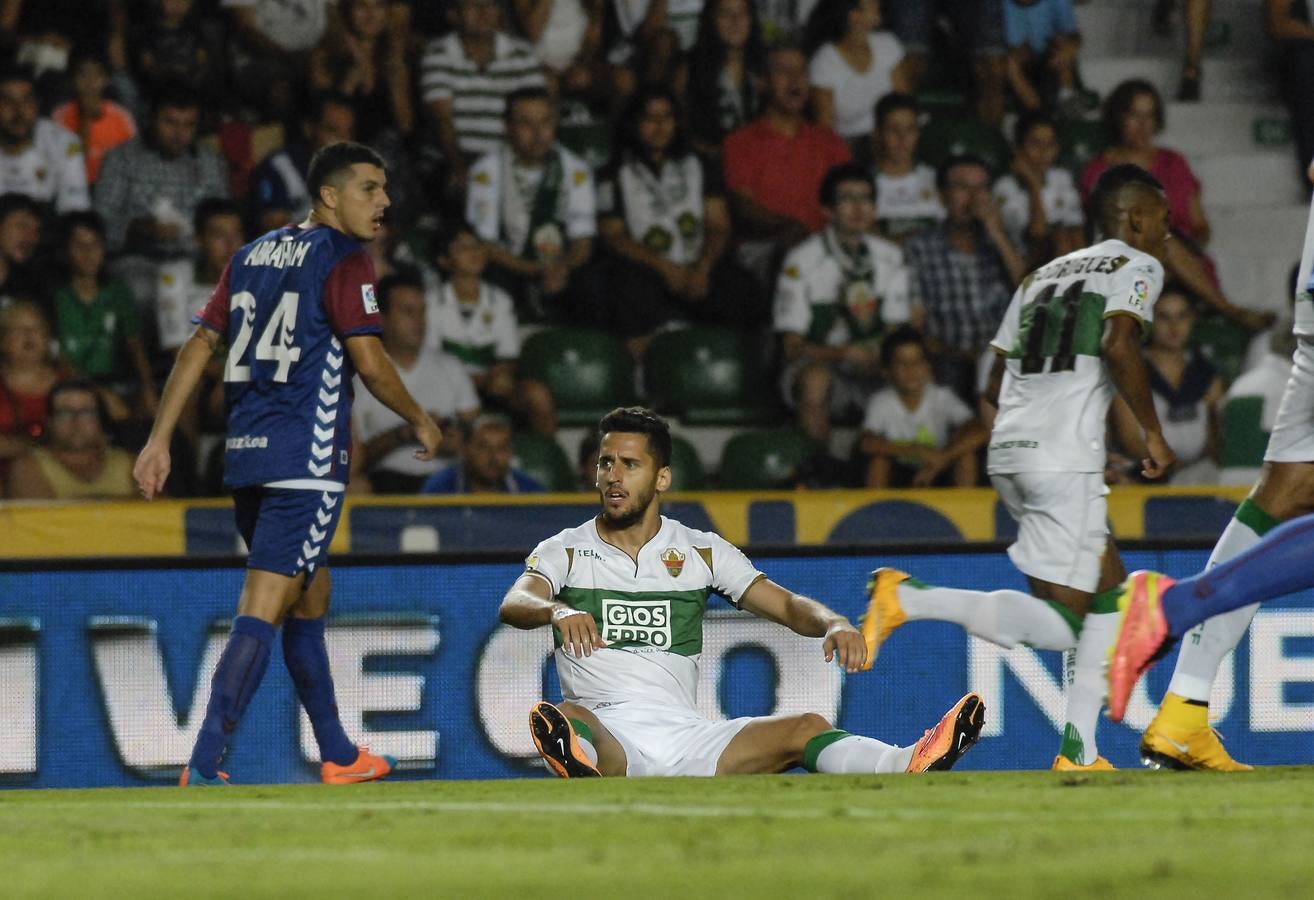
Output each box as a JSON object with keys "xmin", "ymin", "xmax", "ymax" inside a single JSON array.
[
  {"xmin": 1, "ymin": 546, "xmax": 1311, "ymax": 788},
  {"xmin": 0, "ymin": 484, "xmax": 1253, "ymax": 559}
]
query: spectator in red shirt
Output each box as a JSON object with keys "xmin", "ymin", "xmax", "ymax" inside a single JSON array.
[
  {"xmin": 723, "ymin": 43, "xmax": 851, "ymax": 252},
  {"xmin": 0, "ymin": 300, "xmax": 63, "ymax": 485}
]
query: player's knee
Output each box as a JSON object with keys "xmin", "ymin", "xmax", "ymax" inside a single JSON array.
[
  {"xmin": 557, "ymin": 701, "xmax": 588, "ymax": 720},
  {"xmin": 793, "ymin": 712, "xmax": 833, "ymax": 748}
]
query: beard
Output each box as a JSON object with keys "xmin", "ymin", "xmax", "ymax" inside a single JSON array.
[{"xmin": 599, "ymin": 486, "xmax": 655, "ymax": 529}]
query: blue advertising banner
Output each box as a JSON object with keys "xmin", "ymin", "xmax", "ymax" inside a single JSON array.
[{"xmin": 0, "ymin": 548, "xmax": 1310, "ymax": 788}]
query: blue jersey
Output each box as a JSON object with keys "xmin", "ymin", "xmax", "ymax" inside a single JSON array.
[{"xmin": 195, "ymin": 224, "xmax": 382, "ymax": 489}]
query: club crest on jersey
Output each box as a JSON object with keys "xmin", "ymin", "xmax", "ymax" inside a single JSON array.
[
  {"xmin": 362, "ymin": 283, "xmax": 379, "ymax": 314},
  {"xmin": 1131, "ymin": 279, "xmax": 1148, "ymax": 310},
  {"xmin": 660, "ymin": 548, "xmax": 685, "ymax": 577}
]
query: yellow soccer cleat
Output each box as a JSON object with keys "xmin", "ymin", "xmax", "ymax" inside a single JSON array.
[
  {"xmin": 1140, "ymin": 694, "xmax": 1253, "ymax": 772},
  {"xmin": 1051, "ymin": 754, "xmax": 1116, "ymax": 772},
  {"xmin": 860, "ymin": 568, "xmax": 910, "ymax": 671}
]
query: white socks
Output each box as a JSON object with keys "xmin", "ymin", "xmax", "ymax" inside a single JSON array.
[
  {"xmin": 897, "ymin": 583, "xmax": 1079, "ymax": 651},
  {"xmin": 814, "ymin": 735, "xmax": 913, "ymax": 774},
  {"xmin": 576, "ymin": 735, "xmax": 598, "ymax": 766},
  {"xmin": 1062, "ymin": 611, "xmax": 1119, "ymax": 764},
  {"xmin": 1167, "ymin": 516, "xmax": 1264, "ymax": 702}
]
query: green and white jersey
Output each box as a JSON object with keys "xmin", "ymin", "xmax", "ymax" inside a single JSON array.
[
  {"xmin": 988, "ymin": 238, "xmax": 1164, "ymax": 474},
  {"xmin": 523, "ymin": 515, "xmax": 764, "ymax": 709}
]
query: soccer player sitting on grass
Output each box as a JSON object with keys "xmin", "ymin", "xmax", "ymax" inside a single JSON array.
[
  {"xmin": 498, "ymin": 406, "xmax": 984, "ymax": 778},
  {"xmin": 134, "ymin": 141, "xmax": 442, "ymax": 786}
]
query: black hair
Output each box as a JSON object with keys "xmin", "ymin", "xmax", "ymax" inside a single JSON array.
[
  {"xmin": 306, "ymin": 141, "xmax": 386, "ymax": 206},
  {"xmin": 819, "ymin": 162, "xmax": 875, "ymax": 207},
  {"xmin": 1101, "ymin": 78, "xmax": 1164, "ymax": 145},
  {"xmin": 151, "ymin": 81, "xmax": 202, "ymax": 114},
  {"xmin": 376, "ymin": 269, "xmax": 425, "ymax": 315},
  {"xmin": 1012, "ymin": 109, "xmax": 1059, "ymax": 148},
  {"xmin": 0, "ymin": 65, "xmax": 35, "ymax": 88},
  {"xmin": 192, "ymin": 197, "xmax": 244, "ymax": 235},
  {"xmin": 435, "ymin": 218, "xmax": 481, "ymax": 254},
  {"xmin": 0, "ymin": 192, "xmax": 42, "ymax": 224},
  {"xmin": 874, "ymin": 92, "xmax": 918, "ymax": 130},
  {"xmin": 1089, "ymin": 163, "xmax": 1165, "ymax": 237},
  {"xmin": 597, "ymin": 406, "xmax": 672, "ymax": 468},
  {"xmin": 615, "ymin": 86, "xmax": 689, "ymax": 167},
  {"xmin": 879, "ymin": 324, "xmax": 927, "ymax": 369},
  {"xmin": 305, "ymin": 91, "xmax": 357, "ymax": 126},
  {"xmin": 46, "ymin": 379, "xmax": 111, "ymax": 435},
  {"xmin": 935, "ymin": 153, "xmax": 992, "ymax": 191},
  {"xmin": 687, "ymin": 0, "xmax": 767, "ymax": 113},
  {"xmin": 503, "ymin": 86, "xmax": 554, "ymax": 120},
  {"xmin": 803, "ymin": 0, "xmax": 863, "ymax": 55}
]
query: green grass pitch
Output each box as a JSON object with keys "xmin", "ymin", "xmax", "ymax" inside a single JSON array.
[{"xmin": 3, "ymin": 769, "xmax": 1312, "ymax": 898}]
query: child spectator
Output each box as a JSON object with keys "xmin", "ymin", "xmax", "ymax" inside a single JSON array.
[
  {"xmin": 774, "ymin": 163, "xmax": 921, "ymax": 444},
  {"xmin": 0, "ymin": 299, "xmax": 63, "ymax": 485},
  {"xmin": 683, "ymin": 0, "xmax": 766, "ymax": 158},
  {"xmin": 859, "ymin": 325, "xmax": 986, "ymax": 487},
  {"xmin": 1111, "ymin": 287, "xmax": 1223, "ymax": 484},
  {"xmin": 50, "ymin": 211, "xmax": 157, "ymax": 420},
  {"xmin": 870, "ymin": 93, "xmax": 943, "ymax": 242},
  {"xmin": 597, "ymin": 86, "xmax": 765, "ymax": 357},
  {"xmin": 992, "ymin": 110, "xmax": 1083, "ymax": 269},
  {"xmin": 1002, "ymin": 0, "xmax": 1083, "ymax": 114},
  {"xmin": 431, "ymin": 221, "xmax": 557, "ymax": 435},
  {"xmin": 805, "ymin": 0, "xmax": 909, "ymax": 149},
  {"xmin": 51, "ymin": 54, "xmax": 137, "ymax": 186}
]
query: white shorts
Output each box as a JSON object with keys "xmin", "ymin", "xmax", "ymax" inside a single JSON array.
[
  {"xmin": 991, "ymin": 471, "xmax": 1109, "ymax": 592},
  {"xmin": 591, "ymin": 701, "xmax": 754, "ymax": 777},
  {"xmin": 1264, "ymin": 338, "xmax": 1314, "ymax": 463}
]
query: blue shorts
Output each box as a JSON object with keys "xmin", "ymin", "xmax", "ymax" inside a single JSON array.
[
  {"xmin": 233, "ymin": 486, "xmax": 345, "ymax": 578},
  {"xmin": 885, "ymin": 0, "xmax": 1006, "ymax": 57},
  {"xmin": 1004, "ymin": 0, "xmax": 1078, "ymax": 53}
]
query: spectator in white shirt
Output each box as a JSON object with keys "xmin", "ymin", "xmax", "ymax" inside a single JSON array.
[
  {"xmin": 0, "ymin": 67, "xmax": 89, "ymax": 215},
  {"xmin": 805, "ymin": 0, "xmax": 909, "ymax": 149},
  {"xmin": 859, "ymin": 325, "xmax": 986, "ymax": 487},
  {"xmin": 992, "ymin": 110, "xmax": 1084, "ymax": 269}
]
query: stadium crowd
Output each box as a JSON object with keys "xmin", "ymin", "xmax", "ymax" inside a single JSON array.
[{"xmin": 0, "ymin": 0, "xmax": 1283, "ymax": 499}]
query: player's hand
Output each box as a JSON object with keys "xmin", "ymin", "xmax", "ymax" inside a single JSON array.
[
  {"xmin": 552, "ymin": 605, "xmax": 607, "ymax": 657},
  {"xmin": 133, "ymin": 440, "xmax": 171, "ymax": 501},
  {"xmin": 1141, "ymin": 430, "xmax": 1176, "ymax": 480},
  {"xmin": 411, "ymin": 415, "xmax": 443, "ymax": 460},
  {"xmin": 823, "ymin": 620, "xmax": 866, "ymax": 673}
]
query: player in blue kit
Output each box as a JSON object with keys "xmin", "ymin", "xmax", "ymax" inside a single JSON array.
[{"xmin": 134, "ymin": 142, "xmax": 442, "ymax": 786}]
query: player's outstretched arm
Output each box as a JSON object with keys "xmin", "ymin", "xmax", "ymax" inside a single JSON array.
[
  {"xmin": 1102, "ymin": 313, "xmax": 1176, "ymax": 479},
  {"xmin": 740, "ymin": 579, "xmax": 866, "ymax": 673},
  {"xmin": 344, "ymin": 334, "xmax": 442, "ymax": 459},
  {"xmin": 133, "ymin": 327, "xmax": 220, "ymax": 500},
  {"xmin": 498, "ymin": 573, "xmax": 606, "ymax": 657}
]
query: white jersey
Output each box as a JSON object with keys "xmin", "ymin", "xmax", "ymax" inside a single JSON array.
[
  {"xmin": 523, "ymin": 516, "xmax": 763, "ymax": 710},
  {"xmin": 988, "ymin": 238, "xmax": 1164, "ymax": 474},
  {"xmin": 0, "ymin": 119, "xmax": 89, "ymax": 213}
]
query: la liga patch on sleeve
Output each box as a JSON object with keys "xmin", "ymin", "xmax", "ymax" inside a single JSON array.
[{"xmin": 361, "ymin": 283, "xmax": 379, "ymax": 314}]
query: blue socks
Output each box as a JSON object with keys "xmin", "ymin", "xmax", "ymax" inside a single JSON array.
[
  {"xmin": 1163, "ymin": 509, "xmax": 1314, "ymax": 637},
  {"xmin": 282, "ymin": 616, "xmax": 358, "ymax": 766},
  {"xmin": 189, "ymin": 615, "xmax": 275, "ymax": 779}
]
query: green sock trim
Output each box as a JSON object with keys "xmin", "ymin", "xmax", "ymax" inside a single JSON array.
[
  {"xmin": 568, "ymin": 718, "xmax": 594, "ymax": 745},
  {"xmin": 1042, "ymin": 599, "xmax": 1083, "ymax": 638},
  {"xmin": 1235, "ymin": 498, "xmax": 1280, "ymax": 537},
  {"xmin": 1058, "ymin": 723, "xmax": 1086, "ymax": 763},
  {"xmin": 802, "ymin": 729, "xmax": 851, "ymax": 772},
  {"xmin": 1090, "ymin": 586, "xmax": 1122, "ymax": 616},
  {"xmin": 903, "ymin": 575, "xmax": 930, "ymax": 589}
]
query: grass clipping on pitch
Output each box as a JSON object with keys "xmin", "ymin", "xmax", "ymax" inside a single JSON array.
[{"xmin": 1, "ymin": 769, "xmax": 1311, "ymax": 897}]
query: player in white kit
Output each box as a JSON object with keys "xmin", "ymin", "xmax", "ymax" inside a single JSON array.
[
  {"xmin": 858, "ymin": 164, "xmax": 1175, "ymax": 771},
  {"xmin": 498, "ymin": 407, "xmax": 984, "ymax": 778},
  {"xmin": 1106, "ymin": 189, "xmax": 1314, "ymax": 770}
]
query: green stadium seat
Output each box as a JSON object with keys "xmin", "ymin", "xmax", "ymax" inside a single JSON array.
[
  {"xmin": 718, "ymin": 428, "xmax": 819, "ymax": 490},
  {"xmin": 644, "ymin": 328, "xmax": 779, "ymax": 426},
  {"xmin": 916, "ymin": 117, "xmax": 1012, "ymax": 176},
  {"xmin": 1219, "ymin": 395, "xmax": 1269, "ymax": 468},
  {"xmin": 1191, "ymin": 315, "xmax": 1250, "ymax": 385},
  {"xmin": 519, "ymin": 328, "xmax": 635, "ymax": 427},
  {"xmin": 667, "ymin": 435, "xmax": 707, "ymax": 491},
  {"xmin": 512, "ymin": 431, "xmax": 576, "ymax": 492},
  {"xmin": 1058, "ymin": 118, "xmax": 1108, "ymax": 176},
  {"xmin": 915, "ymin": 89, "xmax": 969, "ymax": 121}
]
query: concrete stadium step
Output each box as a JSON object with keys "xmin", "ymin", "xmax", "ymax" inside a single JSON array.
[
  {"xmin": 1193, "ymin": 152, "xmax": 1305, "ymax": 209},
  {"xmin": 1212, "ymin": 204, "xmax": 1309, "ymax": 314},
  {"xmin": 1077, "ymin": 0, "xmax": 1272, "ymax": 60},
  {"xmin": 1081, "ymin": 57, "xmax": 1278, "ymax": 104},
  {"xmin": 1162, "ymin": 102, "xmax": 1292, "ymax": 157}
]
